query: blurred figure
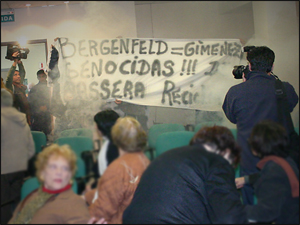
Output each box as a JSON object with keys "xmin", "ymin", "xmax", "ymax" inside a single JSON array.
[
  {"xmin": 5, "ymin": 51, "xmax": 31, "ymax": 125},
  {"xmin": 8, "ymin": 144, "xmax": 93, "ymax": 224},
  {"xmin": 94, "ymin": 109, "xmax": 120, "ymax": 177},
  {"xmin": 123, "ymin": 125, "xmax": 246, "ymax": 224},
  {"xmin": 26, "ymin": 82, "xmax": 36, "ymax": 97},
  {"xmin": 28, "ymin": 70, "xmax": 52, "ymax": 137},
  {"xmin": 1, "ymin": 77, "xmax": 13, "ymax": 95},
  {"xmin": 83, "ymin": 117, "xmax": 150, "ymax": 224},
  {"xmin": 239, "ymin": 120, "xmax": 299, "ymax": 224},
  {"xmin": 1, "ymin": 89, "xmax": 35, "ymax": 224}
]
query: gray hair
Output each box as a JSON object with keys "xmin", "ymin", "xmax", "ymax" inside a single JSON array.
[{"xmin": 1, "ymin": 89, "xmax": 13, "ymax": 107}]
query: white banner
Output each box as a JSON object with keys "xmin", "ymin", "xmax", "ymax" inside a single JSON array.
[{"xmin": 54, "ymin": 38, "xmax": 243, "ymax": 111}]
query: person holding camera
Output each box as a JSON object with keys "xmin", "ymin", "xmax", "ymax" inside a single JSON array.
[
  {"xmin": 222, "ymin": 46, "xmax": 298, "ymax": 205},
  {"xmin": 5, "ymin": 51, "xmax": 31, "ymax": 126}
]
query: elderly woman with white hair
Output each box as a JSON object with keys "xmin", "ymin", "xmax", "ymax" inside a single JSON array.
[{"xmin": 1, "ymin": 88, "xmax": 35, "ymax": 224}]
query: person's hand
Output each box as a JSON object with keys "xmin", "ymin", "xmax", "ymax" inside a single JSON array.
[
  {"xmin": 242, "ymin": 73, "xmax": 246, "ymax": 82},
  {"xmin": 87, "ymin": 217, "xmax": 107, "ymax": 224},
  {"xmin": 12, "ymin": 51, "xmax": 20, "ymax": 62},
  {"xmin": 115, "ymin": 99, "xmax": 122, "ymax": 104},
  {"xmin": 235, "ymin": 177, "xmax": 246, "ymax": 189},
  {"xmin": 54, "ymin": 37, "xmax": 59, "ymax": 42},
  {"xmin": 40, "ymin": 106, "xmax": 47, "ymax": 112}
]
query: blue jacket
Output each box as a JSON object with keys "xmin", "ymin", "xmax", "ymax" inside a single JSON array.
[{"xmin": 222, "ymin": 71, "xmax": 298, "ymax": 172}]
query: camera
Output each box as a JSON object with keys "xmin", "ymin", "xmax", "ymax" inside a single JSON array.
[
  {"xmin": 232, "ymin": 46, "xmax": 255, "ymax": 79},
  {"xmin": 5, "ymin": 44, "xmax": 30, "ymax": 60}
]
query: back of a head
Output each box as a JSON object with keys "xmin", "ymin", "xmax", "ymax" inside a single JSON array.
[
  {"xmin": 37, "ymin": 69, "xmax": 46, "ymax": 76},
  {"xmin": 246, "ymin": 46, "xmax": 275, "ymax": 72},
  {"xmin": 94, "ymin": 109, "xmax": 120, "ymax": 138},
  {"xmin": 111, "ymin": 116, "xmax": 147, "ymax": 153},
  {"xmin": 249, "ymin": 120, "xmax": 289, "ymax": 158},
  {"xmin": 190, "ymin": 125, "xmax": 241, "ymax": 167},
  {"xmin": 1, "ymin": 88, "xmax": 13, "ymax": 107}
]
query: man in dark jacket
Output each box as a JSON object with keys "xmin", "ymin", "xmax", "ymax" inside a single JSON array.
[
  {"xmin": 222, "ymin": 46, "xmax": 298, "ymax": 205},
  {"xmin": 123, "ymin": 126, "xmax": 246, "ymax": 224},
  {"xmin": 28, "ymin": 69, "xmax": 52, "ymax": 136}
]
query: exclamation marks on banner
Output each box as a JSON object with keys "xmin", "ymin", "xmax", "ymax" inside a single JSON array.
[{"xmin": 180, "ymin": 59, "xmax": 197, "ymax": 75}]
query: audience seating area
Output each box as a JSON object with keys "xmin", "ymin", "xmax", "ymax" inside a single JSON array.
[
  {"xmin": 25, "ymin": 123, "xmax": 297, "ymax": 202},
  {"xmin": 155, "ymin": 131, "xmax": 195, "ymax": 157}
]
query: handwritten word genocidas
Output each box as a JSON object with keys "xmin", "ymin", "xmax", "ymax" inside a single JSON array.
[{"xmin": 60, "ymin": 38, "xmax": 242, "ymax": 58}]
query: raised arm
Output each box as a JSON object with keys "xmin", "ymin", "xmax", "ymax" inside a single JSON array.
[{"xmin": 5, "ymin": 52, "xmax": 19, "ymax": 91}]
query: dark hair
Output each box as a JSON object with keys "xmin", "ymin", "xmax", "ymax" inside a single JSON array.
[
  {"xmin": 190, "ymin": 125, "xmax": 241, "ymax": 167},
  {"xmin": 94, "ymin": 109, "xmax": 120, "ymax": 139},
  {"xmin": 248, "ymin": 120, "xmax": 289, "ymax": 158},
  {"xmin": 246, "ymin": 46, "xmax": 275, "ymax": 72},
  {"xmin": 37, "ymin": 69, "xmax": 46, "ymax": 76}
]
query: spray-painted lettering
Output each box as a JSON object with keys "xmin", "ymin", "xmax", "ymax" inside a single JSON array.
[{"xmin": 161, "ymin": 80, "xmax": 200, "ymax": 106}]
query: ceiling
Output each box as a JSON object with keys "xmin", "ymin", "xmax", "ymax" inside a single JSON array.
[{"xmin": 1, "ymin": 1, "xmax": 178, "ymax": 10}]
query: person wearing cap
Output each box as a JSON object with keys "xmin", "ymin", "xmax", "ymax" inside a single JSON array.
[{"xmin": 28, "ymin": 69, "xmax": 52, "ymax": 138}]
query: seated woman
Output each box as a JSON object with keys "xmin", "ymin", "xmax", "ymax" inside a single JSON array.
[
  {"xmin": 94, "ymin": 109, "xmax": 120, "ymax": 177},
  {"xmin": 83, "ymin": 117, "xmax": 150, "ymax": 224},
  {"xmin": 9, "ymin": 144, "xmax": 92, "ymax": 224},
  {"xmin": 123, "ymin": 125, "xmax": 246, "ymax": 224},
  {"xmin": 238, "ymin": 120, "xmax": 299, "ymax": 224}
]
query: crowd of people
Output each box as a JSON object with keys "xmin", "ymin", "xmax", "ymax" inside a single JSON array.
[{"xmin": 1, "ymin": 43, "xmax": 299, "ymax": 224}]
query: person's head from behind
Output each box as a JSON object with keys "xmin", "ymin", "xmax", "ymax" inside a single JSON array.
[
  {"xmin": 1, "ymin": 89, "xmax": 13, "ymax": 108},
  {"xmin": 35, "ymin": 144, "xmax": 77, "ymax": 191},
  {"xmin": 37, "ymin": 69, "xmax": 47, "ymax": 83},
  {"xmin": 246, "ymin": 46, "xmax": 275, "ymax": 73},
  {"xmin": 190, "ymin": 125, "xmax": 241, "ymax": 167},
  {"xmin": 94, "ymin": 109, "xmax": 120, "ymax": 139},
  {"xmin": 13, "ymin": 70, "xmax": 21, "ymax": 83},
  {"xmin": 248, "ymin": 120, "xmax": 289, "ymax": 159},
  {"xmin": 112, "ymin": 116, "xmax": 147, "ymax": 153}
]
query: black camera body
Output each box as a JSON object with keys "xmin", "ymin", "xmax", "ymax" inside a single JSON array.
[
  {"xmin": 232, "ymin": 46, "xmax": 255, "ymax": 79},
  {"xmin": 5, "ymin": 44, "xmax": 30, "ymax": 60}
]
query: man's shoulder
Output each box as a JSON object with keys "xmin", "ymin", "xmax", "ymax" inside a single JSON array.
[{"xmin": 226, "ymin": 82, "xmax": 246, "ymax": 94}]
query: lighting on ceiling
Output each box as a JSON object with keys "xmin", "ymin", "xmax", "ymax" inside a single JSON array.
[
  {"xmin": 49, "ymin": 5, "xmax": 54, "ymax": 7},
  {"xmin": 25, "ymin": 4, "xmax": 31, "ymax": 7},
  {"xmin": 64, "ymin": 1, "xmax": 69, "ymax": 3},
  {"xmin": 42, "ymin": 5, "xmax": 47, "ymax": 7}
]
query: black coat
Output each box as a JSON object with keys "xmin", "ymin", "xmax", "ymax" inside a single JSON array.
[
  {"xmin": 123, "ymin": 145, "xmax": 246, "ymax": 224},
  {"xmin": 245, "ymin": 157, "xmax": 299, "ymax": 224}
]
